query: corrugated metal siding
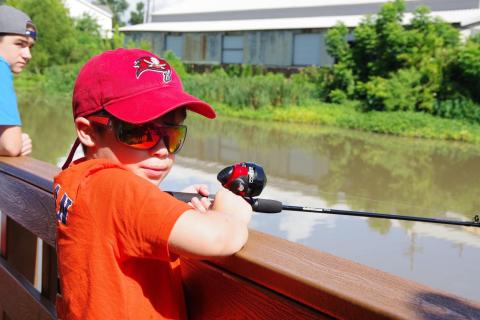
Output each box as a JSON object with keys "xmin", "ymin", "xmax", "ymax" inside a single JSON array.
[
  {"xmin": 245, "ymin": 31, "xmax": 294, "ymax": 66},
  {"xmin": 124, "ymin": 29, "xmax": 332, "ymax": 67},
  {"xmin": 206, "ymin": 33, "xmax": 222, "ymax": 63},
  {"xmin": 166, "ymin": 35, "xmax": 184, "ymax": 58}
]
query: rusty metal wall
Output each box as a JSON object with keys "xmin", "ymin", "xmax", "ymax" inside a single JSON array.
[
  {"xmin": 245, "ymin": 31, "xmax": 294, "ymax": 66},
  {"xmin": 123, "ymin": 30, "xmax": 331, "ymax": 67}
]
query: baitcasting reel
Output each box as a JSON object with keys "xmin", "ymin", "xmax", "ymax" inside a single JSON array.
[{"xmin": 217, "ymin": 162, "xmax": 266, "ymax": 197}]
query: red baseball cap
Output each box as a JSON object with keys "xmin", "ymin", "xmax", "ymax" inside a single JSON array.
[
  {"xmin": 62, "ymin": 48, "xmax": 216, "ymax": 169},
  {"xmin": 73, "ymin": 48, "xmax": 215, "ymax": 122}
]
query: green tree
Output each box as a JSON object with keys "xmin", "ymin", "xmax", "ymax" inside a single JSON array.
[
  {"xmin": 71, "ymin": 14, "xmax": 105, "ymax": 63},
  {"xmin": 372, "ymin": 0, "xmax": 409, "ymax": 75},
  {"xmin": 129, "ymin": 1, "xmax": 144, "ymax": 25},
  {"xmin": 324, "ymin": 0, "xmax": 475, "ymax": 116},
  {"xmin": 6, "ymin": 0, "xmax": 78, "ymax": 71},
  {"xmin": 97, "ymin": 0, "xmax": 128, "ymax": 27},
  {"xmin": 449, "ymin": 35, "xmax": 480, "ymax": 102}
]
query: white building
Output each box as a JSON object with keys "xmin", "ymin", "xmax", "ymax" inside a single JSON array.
[
  {"xmin": 64, "ymin": 0, "xmax": 113, "ymax": 38},
  {"xmin": 120, "ymin": 0, "xmax": 480, "ymax": 67}
]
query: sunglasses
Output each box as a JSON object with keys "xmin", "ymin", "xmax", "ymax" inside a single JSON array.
[{"xmin": 88, "ymin": 115, "xmax": 187, "ymax": 154}]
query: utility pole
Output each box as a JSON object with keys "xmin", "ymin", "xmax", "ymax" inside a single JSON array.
[{"xmin": 144, "ymin": 0, "xmax": 151, "ymax": 23}]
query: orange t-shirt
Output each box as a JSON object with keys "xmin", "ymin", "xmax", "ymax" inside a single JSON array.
[{"xmin": 53, "ymin": 158, "xmax": 191, "ymax": 320}]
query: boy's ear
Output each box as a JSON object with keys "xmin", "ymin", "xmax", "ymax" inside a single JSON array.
[{"xmin": 75, "ymin": 117, "xmax": 96, "ymax": 147}]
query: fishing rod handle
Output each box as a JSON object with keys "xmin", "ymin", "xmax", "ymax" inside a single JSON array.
[
  {"xmin": 249, "ymin": 198, "xmax": 283, "ymax": 213},
  {"xmin": 166, "ymin": 191, "xmax": 283, "ymax": 213},
  {"xmin": 166, "ymin": 191, "xmax": 214, "ymax": 203}
]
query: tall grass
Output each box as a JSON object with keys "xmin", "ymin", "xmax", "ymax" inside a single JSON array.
[{"xmin": 183, "ymin": 69, "xmax": 317, "ymax": 109}]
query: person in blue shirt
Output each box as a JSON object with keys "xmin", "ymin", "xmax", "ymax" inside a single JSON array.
[{"xmin": 0, "ymin": 5, "xmax": 36, "ymax": 156}]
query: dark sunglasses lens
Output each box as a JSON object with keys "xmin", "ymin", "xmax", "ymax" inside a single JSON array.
[
  {"xmin": 161, "ymin": 126, "xmax": 187, "ymax": 154},
  {"xmin": 117, "ymin": 122, "xmax": 159, "ymax": 149},
  {"xmin": 116, "ymin": 122, "xmax": 186, "ymax": 153}
]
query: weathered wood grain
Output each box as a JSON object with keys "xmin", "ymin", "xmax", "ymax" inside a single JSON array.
[
  {"xmin": 0, "ymin": 256, "xmax": 55, "ymax": 320},
  {"xmin": 0, "ymin": 173, "xmax": 56, "ymax": 247},
  {"xmin": 182, "ymin": 258, "xmax": 331, "ymax": 319},
  {"xmin": 41, "ymin": 244, "xmax": 58, "ymax": 303}
]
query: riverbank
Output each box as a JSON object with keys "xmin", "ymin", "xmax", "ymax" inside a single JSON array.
[
  {"xmin": 213, "ymin": 103, "xmax": 480, "ymax": 144},
  {"xmin": 15, "ymin": 83, "xmax": 480, "ymax": 145}
]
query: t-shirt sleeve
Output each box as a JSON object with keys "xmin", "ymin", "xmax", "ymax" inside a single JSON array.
[
  {"xmin": 0, "ymin": 61, "xmax": 21, "ymax": 126},
  {"xmin": 88, "ymin": 168, "xmax": 191, "ymax": 261}
]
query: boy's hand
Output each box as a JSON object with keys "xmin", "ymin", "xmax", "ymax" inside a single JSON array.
[
  {"xmin": 169, "ymin": 187, "xmax": 252, "ymax": 258},
  {"xmin": 182, "ymin": 184, "xmax": 211, "ymax": 212},
  {"xmin": 20, "ymin": 133, "xmax": 32, "ymax": 156},
  {"xmin": 212, "ymin": 188, "xmax": 252, "ymax": 224}
]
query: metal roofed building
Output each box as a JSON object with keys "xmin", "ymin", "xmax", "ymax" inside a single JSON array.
[{"xmin": 120, "ymin": 0, "xmax": 480, "ymax": 67}]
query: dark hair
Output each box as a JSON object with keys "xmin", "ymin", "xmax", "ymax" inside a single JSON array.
[
  {"xmin": 26, "ymin": 22, "xmax": 36, "ymax": 32},
  {"xmin": 80, "ymin": 110, "xmax": 110, "ymax": 154}
]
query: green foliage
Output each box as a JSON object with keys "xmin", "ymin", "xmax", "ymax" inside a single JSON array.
[
  {"xmin": 449, "ymin": 37, "xmax": 480, "ymax": 102},
  {"xmin": 326, "ymin": 63, "xmax": 356, "ymax": 100},
  {"xmin": 6, "ymin": 0, "xmax": 78, "ymax": 71},
  {"xmin": 5, "ymin": 0, "xmax": 116, "ymax": 69},
  {"xmin": 223, "ymin": 64, "xmax": 265, "ymax": 77},
  {"xmin": 290, "ymin": 66, "xmax": 329, "ymax": 100},
  {"xmin": 434, "ymin": 98, "xmax": 480, "ymax": 124},
  {"xmin": 183, "ymin": 69, "xmax": 317, "ymax": 109},
  {"xmin": 359, "ymin": 68, "xmax": 434, "ymax": 112},
  {"xmin": 373, "ymin": 0, "xmax": 409, "ymax": 75},
  {"xmin": 129, "ymin": 2, "xmax": 144, "ymax": 25},
  {"xmin": 97, "ymin": 0, "xmax": 128, "ymax": 26},
  {"xmin": 163, "ymin": 50, "xmax": 188, "ymax": 79},
  {"xmin": 471, "ymin": 33, "xmax": 480, "ymax": 44},
  {"xmin": 215, "ymin": 102, "xmax": 480, "ymax": 144},
  {"xmin": 324, "ymin": 0, "xmax": 479, "ymax": 121},
  {"xmin": 108, "ymin": 24, "xmax": 126, "ymax": 49},
  {"xmin": 329, "ymin": 89, "xmax": 348, "ymax": 104},
  {"xmin": 325, "ymin": 23, "xmax": 352, "ymax": 66},
  {"xmin": 351, "ymin": 16, "xmax": 378, "ymax": 81},
  {"xmin": 71, "ymin": 14, "xmax": 105, "ymax": 63}
]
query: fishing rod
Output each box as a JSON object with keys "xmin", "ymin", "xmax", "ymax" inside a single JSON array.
[{"xmin": 168, "ymin": 162, "xmax": 480, "ymax": 228}]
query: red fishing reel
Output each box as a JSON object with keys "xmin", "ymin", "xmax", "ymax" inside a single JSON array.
[{"xmin": 217, "ymin": 162, "xmax": 266, "ymax": 197}]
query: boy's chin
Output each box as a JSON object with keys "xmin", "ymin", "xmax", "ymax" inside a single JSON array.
[
  {"xmin": 146, "ymin": 177, "xmax": 162, "ymax": 185},
  {"xmin": 11, "ymin": 65, "xmax": 25, "ymax": 74},
  {"xmin": 139, "ymin": 173, "xmax": 163, "ymax": 186}
]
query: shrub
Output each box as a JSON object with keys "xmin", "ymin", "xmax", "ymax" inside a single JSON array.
[
  {"xmin": 163, "ymin": 51, "xmax": 188, "ymax": 79},
  {"xmin": 434, "ymin": 98, "xmax": 480, "ymax": 124},
  {"xmin": 449, "ymin": 38, "xmax": 480, "ymax": 102},
  {"xmin": 359, "ymin": 68, "xmax": 438, "ymax": 112}
]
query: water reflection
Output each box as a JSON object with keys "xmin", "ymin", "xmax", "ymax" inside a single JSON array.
[
  {"xmin": 19, "ymin": 92, "xmax": 480, "ymax": 301},
  {"xmin": 163, "ymin": 158, "xmax": 480, "ymax": 302},
  {"xmin": 19, "ymin": 91, "xmax": 76, "ymax": 163}
]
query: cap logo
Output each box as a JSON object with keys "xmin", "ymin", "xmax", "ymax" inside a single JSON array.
[{"xmin": 134, "ymin": 56, "xmax": 172, "ymax": 82}]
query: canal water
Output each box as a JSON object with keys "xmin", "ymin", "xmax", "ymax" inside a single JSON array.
[{"xmin": 20, "ymin": 95, "xmax": 480, "ymax": 302}]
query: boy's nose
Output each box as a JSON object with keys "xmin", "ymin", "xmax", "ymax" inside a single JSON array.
[
  {"xmin": 22, "ymin": 47, "xmax": 32, "ymax": 61},
  {"xmin": 149, "ymin": 138, "xmax": 169, "ymax": 158}
]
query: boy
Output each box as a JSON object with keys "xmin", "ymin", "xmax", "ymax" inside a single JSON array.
[
  {"xmin": 54, "ymin": 48, "xmax": 252, "ymax": 319},
  {"xmin": 0, "ymin": 5, "xmax": 35, "ymax": 156}
]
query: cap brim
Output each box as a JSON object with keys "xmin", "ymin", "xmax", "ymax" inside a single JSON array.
[{"xmin": 104, "ymin": 87, "xmax": 216, "ymax": 124}]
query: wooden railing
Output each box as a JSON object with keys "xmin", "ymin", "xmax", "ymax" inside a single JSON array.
[{"xmin": 1, "ymin": 156, "xmax": 479, "ymax": 320}]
